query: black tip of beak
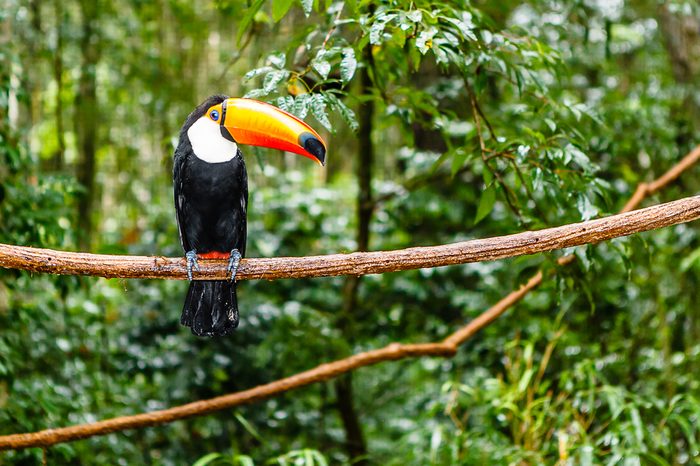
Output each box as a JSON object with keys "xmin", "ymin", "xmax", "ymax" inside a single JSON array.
[{"xmin": 299, "ymin": 132, "xmax": 326, "ymax": 166}]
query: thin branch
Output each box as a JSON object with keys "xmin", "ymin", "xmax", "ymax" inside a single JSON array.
[
  {"xmin": 0, "ymin": 343, "xmax": 454, "ymax": 451},
  {"xmin": 216, "ymin": 27, "xmax": 255, "ymax": 83},
  {"xmin": 465, "ymin": 77, "xmax": 523, "ymax": 220},
  {"xmin": 321, "ymin": 6, "xmax": 344, "ymax": 50},
  {"xmin": 470, "ymin": 78, "xmax": 497, "ymax": 140},
  {"xmin": 0, "ymin": 144, "xmax": 697, "ymax": 452},
  {"xmin": 1, "ymin": 196, "xmax": 699, "ymax": 281}
]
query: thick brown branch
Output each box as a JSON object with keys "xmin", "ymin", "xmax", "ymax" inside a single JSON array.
[
  {"xmin": 1, "ymin": 195, "xmax": 700, "ymax": 281},
  {"xmin": 0, "ymin": 145, "xmax": 698, "ymax": 452}
]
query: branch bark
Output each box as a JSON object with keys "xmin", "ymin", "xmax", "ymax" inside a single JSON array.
[
  {"xmin": 0, "ymin": 144, "xmax": 698, "ymax": 452},
  {"xmin": 1, "ymin": 195, "xmax": 700, "ymax": 280}
]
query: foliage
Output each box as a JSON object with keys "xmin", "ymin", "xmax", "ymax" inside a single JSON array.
[{"xmin": 2, "ymin": 0, "xmax": 700, "ymax": 465}]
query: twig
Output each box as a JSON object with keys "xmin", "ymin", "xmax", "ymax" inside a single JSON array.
[
  {"xmin": 1, "ymin": 196, "xmax": 700, "ymax": 280},
  {"xmin": 217, "ymin": 28, "xmax": 255, "ymax": 83},
  {"xmin": 465, "ymin": 77, "xmax": 523, "ymax": 220},
  {"xmin": 0, "ymin": 145, "xmax": 697, "ymax": 452},
  {"xmin": 289, "ymin": 6, "xmax": 344, "ymax": 86},
  {"xmin": 471, "ymin": 83, "xmax": 497, "ymax": 140},
  {"xmin": 321, "ymin": 6, "xmax": 344, "ymax": 50}
]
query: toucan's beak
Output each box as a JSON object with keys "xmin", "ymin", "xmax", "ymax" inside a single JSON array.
[{"xmin": 220, "ymin": 98, "xmax": 326, "ymax": 166}]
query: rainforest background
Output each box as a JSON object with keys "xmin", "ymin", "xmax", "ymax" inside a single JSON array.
[{"xmin": 2, "ymin": 0, "xmax": 700, "ymax": 464}]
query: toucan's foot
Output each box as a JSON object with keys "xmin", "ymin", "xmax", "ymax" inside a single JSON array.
[
  {"xmin": 227, "ymin": 249, "xmax": 242, "ymax": 282},
  {"xmin": 185, "ymin": 249, "xmax": 200, "ymax": 281}
]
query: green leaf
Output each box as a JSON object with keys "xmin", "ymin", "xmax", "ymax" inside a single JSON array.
[
  {"xmin": 310, "ymin": 94, "xmax": 332, "ymax": 132},
  {"xmin": 482, "ymin": 165, "xmax": 493, "ymax": 185},
  {"xmin": 579, "ymin": 445, "xmax": 594, "ymax": 466},
  {"xmin": 474, "ymin": 185, "xmax": 496, "ymax": 225},
  {"xmin": 450, "ymin": 149, "xmax": 469, "ymax": 176},
  {"xmin": 310, "ymin": 450, "xmax": 328, "ymax": 466},
  {"xmin": 630, "ymin": 407, "xmax": 645, "ymax": 445},
  {"xmin": 237, "ymin": 0, "xmax": 265, "ymax": 44},
  {"xmin": 369, "ymin": 13, "xmax": 395, "ymax": 45},
  {"xmin": 267, "ymin": 52, "xmax": 286, "ymax": 69},
  {"xmin": 235, "ymin": 412, "xmax": 264, "ymax": 442},
  {"xmin": 291, "ymin": 94, "xmax": 311, "ymax": 119},
  {"xmin": 640, "ymin": 453, "xmax": 671, "ymax": 466},
  {"xmin": 680, "ymin": 247, "xmax": 700, "ymax": 271},
  {"xmin": 669, "ymin": 414, "xmax": 699, "ymax": 450},
  {"xmin": 407, "ymin": 10, "xmax": 422, "ymax": 23},
  {"xmin": 234, "ymin": 455, "xmax": 255, "ymax": 466},
  {"xmin": 576, "ymin": 194, "xmax": 597, "ymax": 221},
  {"xmin": 326, "ymin": 93, "xmax": 358, "ymax": 132},
  {"xmin": 243, "ymin": 88, "xmax": 267, "ymax": 99},
  {"xmin": 263, "ymin": 70, "xmax": 289, "ymax": 94},
  {"xmin": 272, "ymin": 0, "xmax": 294, "ymax": 22},
  {"xmin": 408, "ymin": 40, "xmax": 422, "ymax": 70},
  {"xmin": 567, "ymin": 144, "xmax": 595, "ymax": 172},
  {"xmin": 312, "ymin": 54, "xmax": 331, "ymax": 80},
  {"xmin": 339, "ymin": 48, "xmax": 357, "ymax": 83},
  {"xmin": 192, "ymin": 453, "xmax": 223, "ymax": 466},
  {"xmin": 276, "ymin": 95, "xmax": 295, "ymax": 112},
  {"xmin": 432, "ymin": 42, "xmax": 449, "ymax": 64},
  {"xmin": 391, "ymin": 27, "xmax": 407, "ymax": 47},
  {"xmin": 517, "ymin": 368, "xmax": 535, "ymax": 394},
  {"xmin": 243, "ymin": 66, "xmax": 273, "ymax": 81},
  {"xmin": 299, "ymin": 0, "xmax": 313, "ymax": 16}
]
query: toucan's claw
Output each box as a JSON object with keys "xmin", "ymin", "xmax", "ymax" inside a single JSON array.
[
  {"xmin": 185, "ymin": 250, "xmax": 200, "ymax": 281},
  {"xmin": 227, "ymin": 249, "xmax": 242, "ymax": 282}
]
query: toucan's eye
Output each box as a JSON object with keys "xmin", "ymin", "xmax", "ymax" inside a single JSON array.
[{"xmin": 210, "ymin": 110, "xmax": 220, "ymax": 121}]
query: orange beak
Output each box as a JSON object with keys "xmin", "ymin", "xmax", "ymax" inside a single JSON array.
[{"xmin": 220, "ymin": 98, "xmax": 326, "ymax": 166}]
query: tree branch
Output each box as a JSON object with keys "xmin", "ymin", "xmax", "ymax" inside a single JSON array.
[
  {"xmin": 1, "ymin": 195, "xmax": 700, "ymax": 281},
  {"xmin": 0, "ymin": 145, "xmax": 697, "ymax": 452}
]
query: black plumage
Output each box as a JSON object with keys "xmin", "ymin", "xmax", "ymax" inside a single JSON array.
[{"xmin": 173, "ymin": 95, "xmax": 247, "ymax": 337}]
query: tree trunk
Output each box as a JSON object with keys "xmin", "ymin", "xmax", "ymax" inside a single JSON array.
[
  {"xmin": 658, "ymin": 4, "xmax": 700, "ymax": 127},
  {"xmin": 335, "ymin": 372, "xmax": 367, "ymax": 463},
  {"xmin": 50, "ymin": 0, "xmax": 66, "ymax": 171},
  {"xmin": 333, "ymin": 45, "xmax": 375, "ymax": 465},
  {"xmin": 26, "ymin": 0, "xmax": 43, "ymax": 128},
  {"xmin": 74, "ymin": 0, "xmax": 101, "ymax": 250}
]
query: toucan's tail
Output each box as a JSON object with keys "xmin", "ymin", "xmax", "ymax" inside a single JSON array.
[{"xmin": 181, "ymin": 280, "xmax": 239, "ymax": 337}]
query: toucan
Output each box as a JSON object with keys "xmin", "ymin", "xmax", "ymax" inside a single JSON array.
[{"xmin": 173, "ymin": 95, "xmax": 326, "ymax": 336}]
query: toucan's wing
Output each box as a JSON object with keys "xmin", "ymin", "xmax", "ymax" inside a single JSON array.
[
  {"xmin": 237, "ymin": 160, "xmax": 248, "ymax": 257},
  {"xmin": 173, "ymin": 148, "xmax": 190, "ymax": 252}
]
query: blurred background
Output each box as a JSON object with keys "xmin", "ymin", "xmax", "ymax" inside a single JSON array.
[{"xmin": 1, "ymin": 0, "xmax": 700, "ymax": 464}]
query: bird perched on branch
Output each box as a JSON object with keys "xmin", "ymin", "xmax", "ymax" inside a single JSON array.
[{"xmin": 173, "ymin": 95, "xmax": 326, "ymax": 336}]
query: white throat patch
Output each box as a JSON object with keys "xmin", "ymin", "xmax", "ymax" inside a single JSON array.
[{"xmin": 187, "ymin": 117, "xmax": 238, "ymax": 163}]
